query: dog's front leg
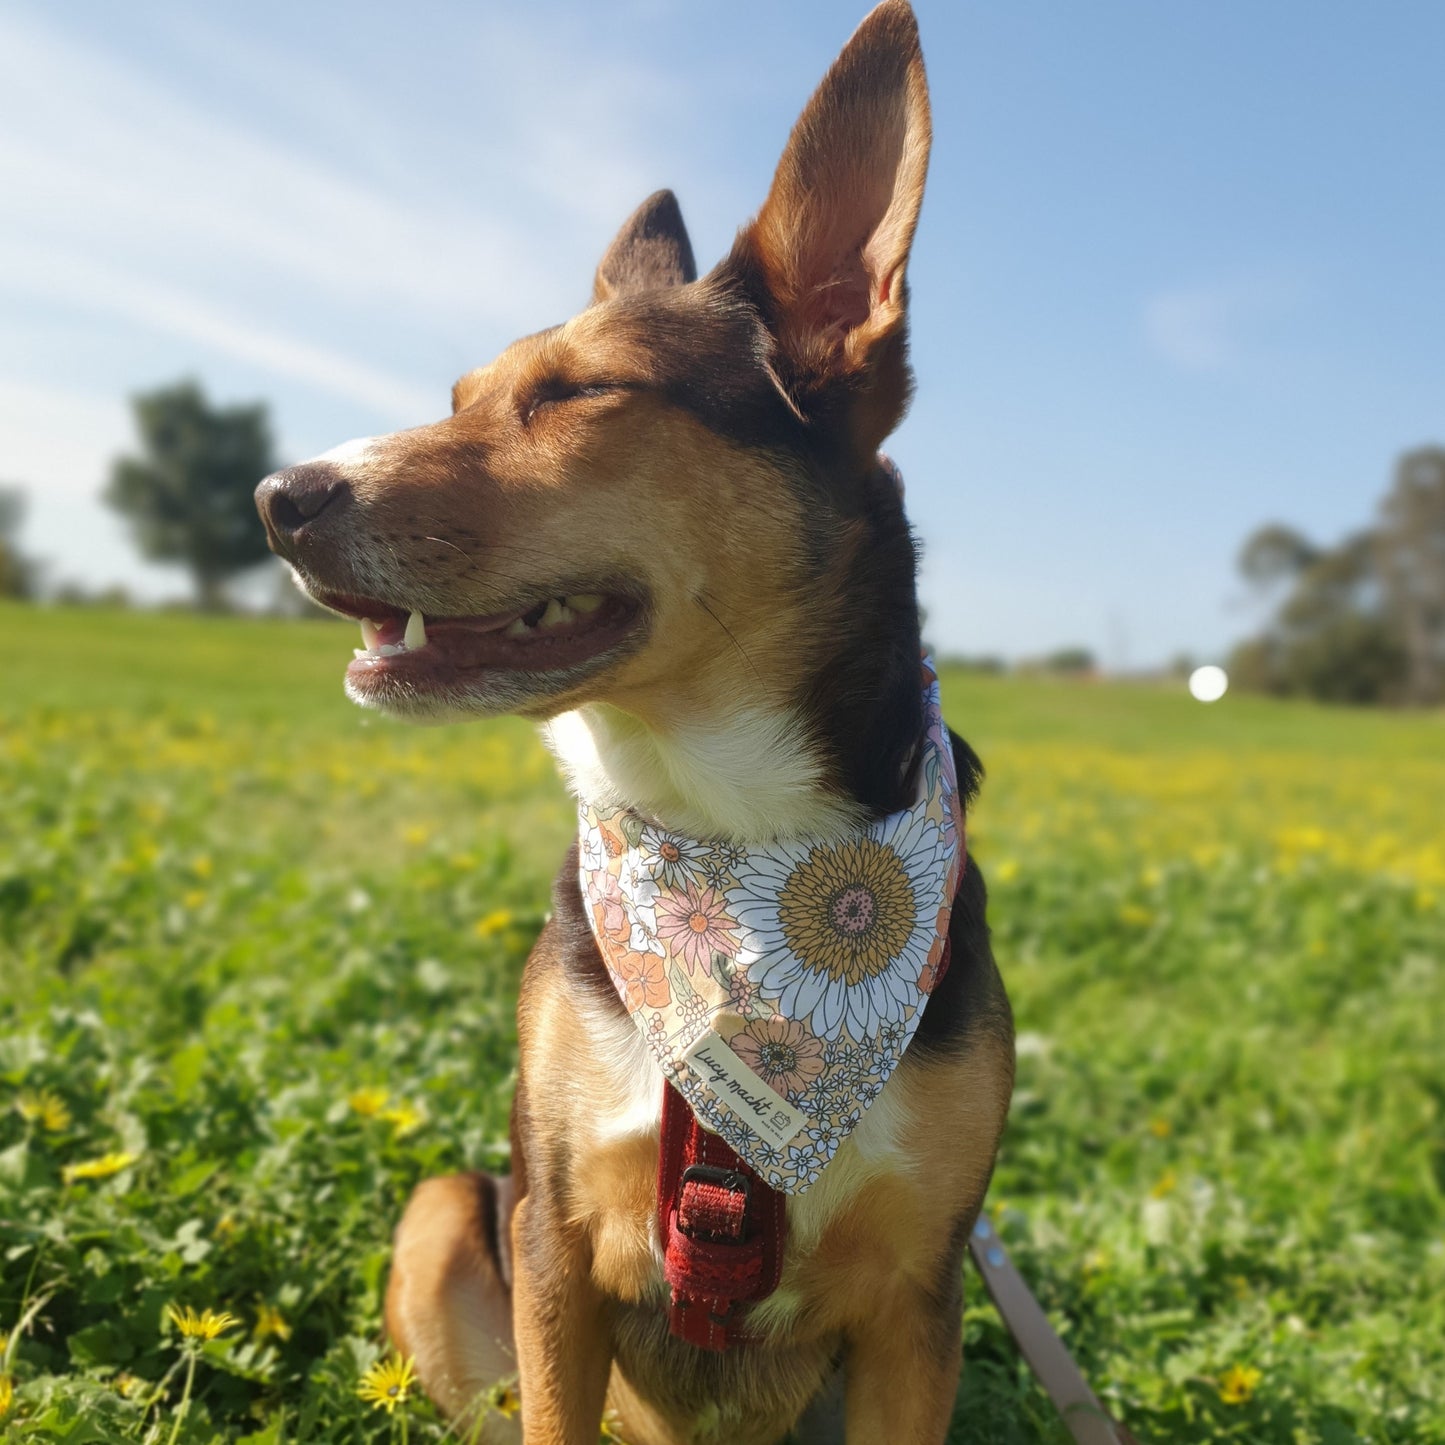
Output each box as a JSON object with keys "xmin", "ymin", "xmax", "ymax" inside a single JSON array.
[
  {"xmin": 510, "ymin": 1189, "xmax": 612, "ymax": 1444},
  {"xmin": 841, "ymin": 1273, "xmax": 964, "ymax": 1444}
]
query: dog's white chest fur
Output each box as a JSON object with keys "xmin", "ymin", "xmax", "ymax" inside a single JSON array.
[{"xmin": 543, "ymin": 702, "xmax": 865, "ymax": 845}]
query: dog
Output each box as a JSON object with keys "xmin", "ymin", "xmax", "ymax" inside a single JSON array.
[{"xmin": 255, "ymin": 4, "xmax": 1013, "ymax": 1440}]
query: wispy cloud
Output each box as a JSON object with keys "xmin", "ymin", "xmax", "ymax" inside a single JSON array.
[
  {"xmin": 1142, "ymin": 276, "xmax": 1307, "ymax": 373},
  {"xmin": 0, "ymin": 5, "xmax": 687, "ymax": 407},
  {"xmin": 0, "ymin": 240, "xmax": 437, "ymax": 420}
]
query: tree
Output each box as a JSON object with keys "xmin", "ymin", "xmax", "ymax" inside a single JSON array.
[
  {"xmin": 0, "ymin": 485, "xmax": 39, "ymax": 599},
  {"xmin": 1237, "ymin": 523, "xmax": 1318, "ymax": 591},
  {"xmin": 1376, "ymin": 446, "xmax": 1445, "ymax": 705},
  {"xmin": 1227, "ymin": 446, "xmax": 1445, "ymax": 706},
  {"xmin": 105, "ymin": 381, "xmax": 277, "ymax": 610},
  {"xmin": 1230, "ymin": 520, "xmax": 1407, "ymax": 705}
]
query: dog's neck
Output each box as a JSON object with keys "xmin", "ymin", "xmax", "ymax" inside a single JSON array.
[
  {"xmin": 544, "ymin": 699, "xmax": 866, "ymax": 844},
  {"xmin": 544, "ymin": 471, "xmax": 925, "ymax": 847}
]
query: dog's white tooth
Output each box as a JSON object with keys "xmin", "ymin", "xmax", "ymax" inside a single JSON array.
[
  {"xmin": 360, "ymin": 619, "xmax": 381, "ymax": 651},
  {"xmin": 404, "ymin": 610, "xmax": 427, "ymax": 649},
  {"xmin": 377, "ymin": 643, "xmax": 405, "ymax": 658},
  {"xmin": 541, "ymin": 598, "xmax": 569, "ymax": 629},
  {"xmin": 569, "ymin": 593, "xmax": 604, "ymax": 614},
  {"xmin": 506, "ymin": 618, "xmax": 531, "ymax": 638}
]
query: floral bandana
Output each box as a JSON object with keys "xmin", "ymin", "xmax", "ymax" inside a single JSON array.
[{"xmin": 579, "ymin": 656, "xmax": 965, "ymax": 1195}]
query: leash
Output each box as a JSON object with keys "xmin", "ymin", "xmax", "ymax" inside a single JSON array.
[{"xmin": 968, "ymin": 1218, "xmax": 1138, "ymax": 1445}]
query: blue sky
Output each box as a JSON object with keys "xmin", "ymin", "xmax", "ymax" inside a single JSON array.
[{"xmin": 2, "ymin": 0, "xmax": 1441, "ymax": 665}]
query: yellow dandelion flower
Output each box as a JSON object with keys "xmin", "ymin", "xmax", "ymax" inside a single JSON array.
[
  {"xmin": 402, "ymin": 823, "xmax": 431, "ymax": 848},
  {"xmin": 16, "ymin": 1088, "xmax": 72, "ymax": 1131},
  {"xmin": 253, "ymin": 1304, "xmax": 291, "ymax": 1342},
  {"xmin": 166, "ymin": 1305, "xmax": 239, "ymax": 1341},
  {"xmin": 113, "ymin": 1372, "xmax": 146, "ymax": 1399},
  {"xmin": 1118, "ymin": 903, "xmax": 1153, "ymax": 927},
  {"xmin": 486, "ymin": 1378, "xmax": 521, "ymax": 1418},
  {"xmin": 474, "ymin": 909, "xmax": 514, "ymax": 938},
  {"xmin": 1218, "ymin": 1363, "xmax": 1262, "ymax": 1405},
  {"xmin": 0, "ymin": 1373, "xmax": 12, "ymax": 1417},
  {"xmin": 380, "ymin": 1101, "xmax": 426, "ymax": 1139},
  {"xmin": 182, "ymin": 889, "xmax": 207, "ymax": 910},
  {"xmin": 1147, "ymin": 1117, "xmax": 1172, "ymax": 1139},
  {"xmin": 62, "ymin": 1151, "xmax": 137, "ymax": 1184},
  {"xmin": 191, "ymin": 856, "xmax": 213, "ymax": 879},
  {"xmin": 348, "ymin": 1086, "xmax": 390, "ymax": 1117},
  {"xmin": 1148, "ymin": 1168, "xmax": 1177, "ymax": 1199},
  {"xmin": 992, "ymin": 859, "xmax": 1020, "ymax": 883},
  {"xmin": 357, "ymin": 1355, "xmax": 417, "ymax": 1414}
]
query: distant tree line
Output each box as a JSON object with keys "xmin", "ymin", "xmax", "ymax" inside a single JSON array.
[{"xmin": 1230, "ymin": 446, "xmax": 1445, "ymax": 706}]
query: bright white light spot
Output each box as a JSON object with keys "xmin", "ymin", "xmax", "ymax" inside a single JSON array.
[{"xmin": 1189, "ymin": 665, "xmax": 1229, "ymax": 703}]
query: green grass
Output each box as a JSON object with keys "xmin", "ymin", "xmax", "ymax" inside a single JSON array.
[{"xmin": 2, "ymin": 602, "xmax": 1443, "ymax": 1444}]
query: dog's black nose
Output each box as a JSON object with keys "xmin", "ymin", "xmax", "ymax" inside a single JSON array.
[{"xmin": 255, "ymin": 464, "xmax": 346, "ymax": 550}]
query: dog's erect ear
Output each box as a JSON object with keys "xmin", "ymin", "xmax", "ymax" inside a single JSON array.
[
  {"xmin": 732, "ymin": 1, "xmax": 930, "ymax": 451},
  {"xmin": 592, "ymin": 189, "xmax": 697, "ymax": 303}
]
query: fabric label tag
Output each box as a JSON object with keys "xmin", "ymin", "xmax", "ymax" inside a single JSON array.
[{"xmin": 683, "ymin": 1031, "xmax": 811, "ymax": 1152}]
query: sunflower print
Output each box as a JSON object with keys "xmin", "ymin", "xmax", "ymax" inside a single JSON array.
[
  {"xmin": 727, "ymin": 805, "xmax": 943, "ymax": 1042},
  {"xmin": 776, "ymin": 836, "xmax": 916, "ymax": 984}
]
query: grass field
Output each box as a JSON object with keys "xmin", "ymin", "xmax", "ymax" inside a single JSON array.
[{"xmin": 2, "ymin": 602, "xmax": 1443, "ymax": 1445}]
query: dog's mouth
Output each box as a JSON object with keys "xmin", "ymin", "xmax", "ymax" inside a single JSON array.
[{"xmin": 312, "ymin": 587, "xmax": 645, "ymax": 711}]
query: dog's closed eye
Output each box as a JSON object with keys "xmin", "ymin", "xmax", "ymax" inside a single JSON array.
[{"xmin": 522, "ymin": 377, "xmax": 621, "ymax": 425}]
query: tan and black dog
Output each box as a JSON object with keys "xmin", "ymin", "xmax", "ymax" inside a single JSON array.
[{"xmin": 256, "ymin": 4, "xmax": 1013, "ymax": 1440}]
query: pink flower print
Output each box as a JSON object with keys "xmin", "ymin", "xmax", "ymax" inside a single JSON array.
[
  {"xmin": 654, "ymin": 880, "xmax": 739, "ymax": 975},
  {"xmin": 730, "ymin": 1016, "xmax": 824, "ymax": 1099}
]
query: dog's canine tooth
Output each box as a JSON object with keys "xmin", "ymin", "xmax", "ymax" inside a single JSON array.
[
  {"xmin": 404, "ymin": 610, "xmax": 427, "ymax": 650},
  {"xmin": 568, "ymin": 593, "xmax": 604, "ymax": 614},
  {"xmin": 360, "ymin": 619, "xmax": 381, "ymax": 652}
]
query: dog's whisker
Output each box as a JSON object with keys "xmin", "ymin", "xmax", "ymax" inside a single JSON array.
[
  {"xmin": 695, "ymin": 593, "xmax": 762, "ymax": 686},
  {"xmin": 422, "ymin": 534, "xmax": 476, "ymax": 562}
]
